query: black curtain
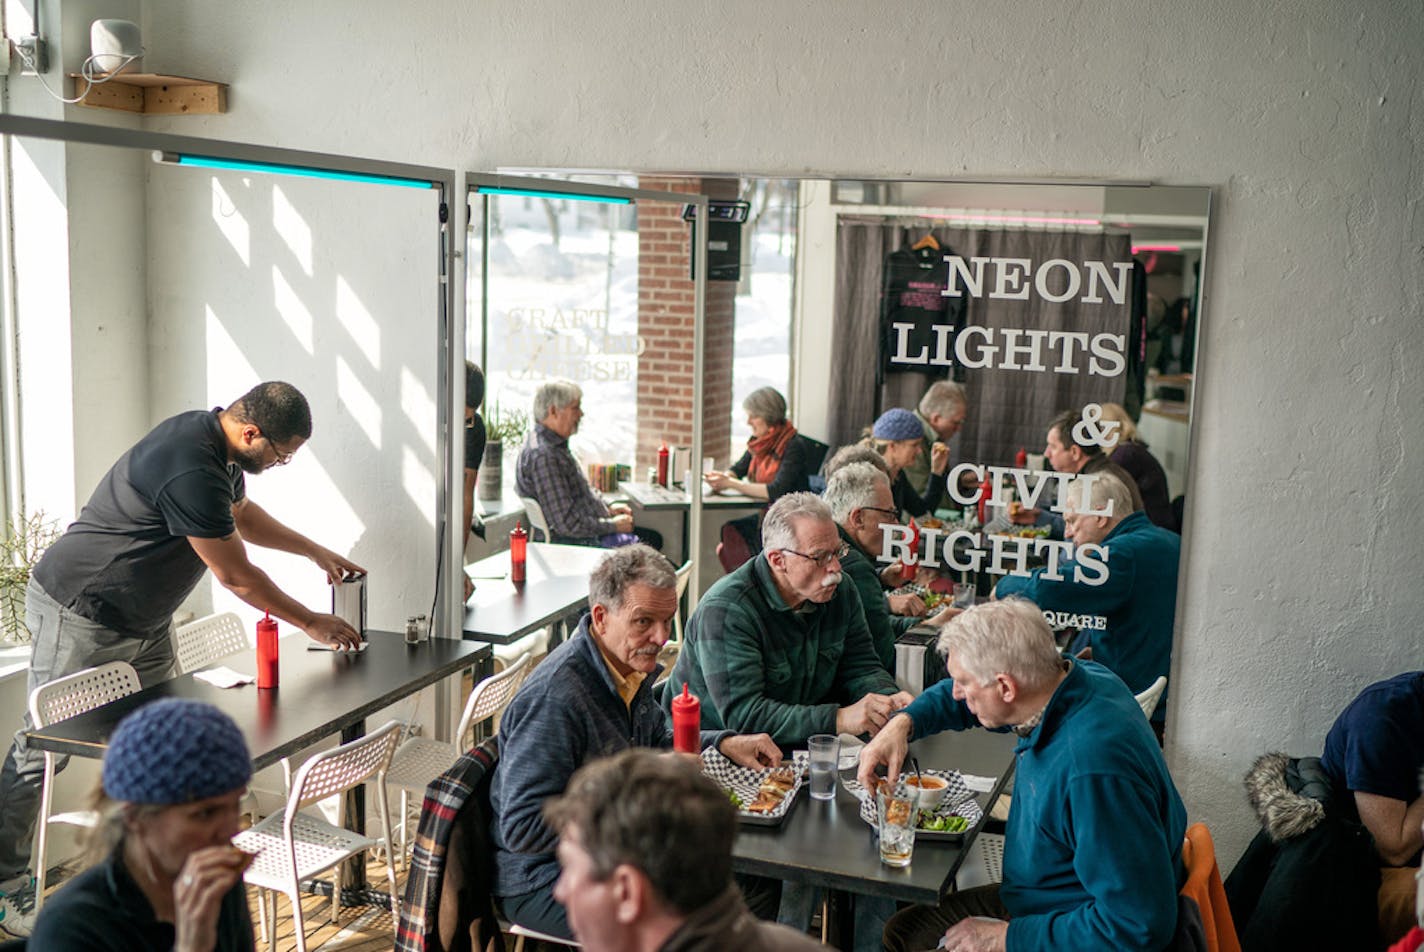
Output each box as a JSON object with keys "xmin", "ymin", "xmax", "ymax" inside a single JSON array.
[{"xmin": 829, "ymin": 219, "xmax": 1133, "ymax": 468}]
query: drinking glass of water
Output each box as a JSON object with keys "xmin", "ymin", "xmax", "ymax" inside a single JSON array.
[{"xmin": 807, "ymin": 734, "xmax": 839, "ymax": 801}]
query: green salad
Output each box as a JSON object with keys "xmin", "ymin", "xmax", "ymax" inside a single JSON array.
[
  {"xmin": 727, "ymin": 788, "xmax": 743, "ymax": 809},
  {"xmin": 917, "ymin": 811, "xmax": 969, "ymax": 833}
]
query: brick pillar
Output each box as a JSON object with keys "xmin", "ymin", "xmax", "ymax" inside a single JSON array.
[{"xmin": 635, "ymin": 177, "xmax": 738, "ymax": 474}]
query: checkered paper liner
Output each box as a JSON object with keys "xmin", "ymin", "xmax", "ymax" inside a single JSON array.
[
  {"xmin": 700, "ymin": 747, "xmax": 807, "ymax": 825},
  {"xmin": 844, "ymin": 768, "xmax": 983, "ymax": 840}
]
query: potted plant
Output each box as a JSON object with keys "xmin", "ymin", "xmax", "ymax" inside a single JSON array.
[
  {"xmin": 479, "ymin": 402, "xmax": 529, "ymax": 501},
  {"xmin": 0, "ymin": 511, "xmax": 59, "ymax": 645}
]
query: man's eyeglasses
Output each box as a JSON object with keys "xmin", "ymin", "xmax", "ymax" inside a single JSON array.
[
  {"xmin": 780, "ymin": 543, "xmax": 850, "ymax": 568},
  {"xmin": 260, "ymin": 432, "xmax": 295, "ymax": 467},
  {"xmin": 860, "ymin": 506, "xmax": 900, "ymax": 520}
]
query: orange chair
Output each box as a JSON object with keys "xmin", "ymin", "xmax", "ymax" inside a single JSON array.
[{"xmin": 1180, "ymin": 822, "xmax": 1242, "ymax": 952}]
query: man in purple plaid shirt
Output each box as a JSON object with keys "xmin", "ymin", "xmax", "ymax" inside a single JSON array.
[{"xmin": 515, "ymin": 380, "xmax": 663, "ymax": 551}]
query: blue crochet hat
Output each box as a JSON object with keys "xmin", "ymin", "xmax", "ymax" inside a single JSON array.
[
  {"xmin": 872, "ymin": 407, "xmax": 923, "ymax": 442},
  {"xmin": 102, "ymin": 699, "xmax": 252, "ymax": 804}
]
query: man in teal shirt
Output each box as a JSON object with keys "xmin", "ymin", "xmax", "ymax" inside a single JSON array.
[
  {"xmin": 860, "ymin": 599, "xmax": 1186, "ymax": 952},
  {"xmin": 663, "ymin": 493, "xmax": 910, "ymax": 746}
]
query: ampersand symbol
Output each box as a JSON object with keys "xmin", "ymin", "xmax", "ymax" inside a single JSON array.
[{"xmin": 1071, "ymin": 403, "xmax": 1120, "ymax": 449}]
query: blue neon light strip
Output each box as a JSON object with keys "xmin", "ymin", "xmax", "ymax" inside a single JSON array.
[
  {"xmin": 173, "ymin": 154, "xmax": 433, "ymax": 189},
  {"xmin": 478, "ymin": 186, "xmax": 630, "ymax": 205}
]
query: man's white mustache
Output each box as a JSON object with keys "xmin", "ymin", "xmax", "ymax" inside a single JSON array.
[{"xmin": 821, "ymin": 572, "xmax": 842, "ymax": 588}]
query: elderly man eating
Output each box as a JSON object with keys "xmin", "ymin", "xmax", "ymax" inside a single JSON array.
[
  {"xmin": 663, "ymin": 493, "xmax": 910, "ymax": 746},
  {"xmin": 489, "ymin": 544, "xmax": 779, "ymax": 940},
  {"xmin": 860, "ymin": 598, "xmax": 1186, "ymax": 952}
]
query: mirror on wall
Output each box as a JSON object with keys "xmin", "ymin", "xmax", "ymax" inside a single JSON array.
[{"xmin": 469, "ymin": 170, "xmax": 1210, "ymax": 716}]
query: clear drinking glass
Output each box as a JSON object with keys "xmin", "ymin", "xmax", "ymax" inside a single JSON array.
[
  {"xmin": 806, "ymin": 734, "xmax": 839, "ymax": 800},
  {"xmin": 952, "ymin": 582, "xmax": 975, "ymax": 610},
  {"xmin": 876, "ymin": 779, "xmax": 920, "ymax": 867}
]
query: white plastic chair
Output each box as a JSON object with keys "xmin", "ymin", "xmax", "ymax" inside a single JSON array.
[
  {"xmin": 655, "ymin": 560, "xmax": 695, "ymax": 684},
  {"xmin": 173, "ymin": 612, "xmax": 290, "ymax": 817},
  {"xmin": 510, "ymin": 920, "xmax": 581, "ymax": 951},
  {"xmin": 29, "ymin": 660, "xmax": 142, "ymax": 909},
  {"xmin": 384, "ymin": 653, "xmax": 534, "ymax": 868},
  {"xmin": 1135, "ymin": 675, "xmax": 1168, "ymax": 720},
  {"xmin": 518, "ymin": 497, "xmax": 551, "ymax": 543},
  {"xmin": 171, "ymin": 611, "xmax": 251, "ymax": 675},
  {"xmin": 236, "ymin": 720, "xmax": 403, "ymax": 952}
]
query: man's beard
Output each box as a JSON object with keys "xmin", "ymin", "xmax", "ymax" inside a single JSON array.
[{"xmin": 234, "ymin": 445, "xmax": 266, "ymax": 475}]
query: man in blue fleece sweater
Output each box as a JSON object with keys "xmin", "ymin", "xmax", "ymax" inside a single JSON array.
[
  {"xmin": 996, "ymin": 471, "xmax": 1180, "ymax": 733},
  {"xmin": 490, "ymin": 544, "xmax": 780, "ymax": 940},
  {"xmin": 859, "ymin": 598, "xmax": 1186, "ymax": 952}
]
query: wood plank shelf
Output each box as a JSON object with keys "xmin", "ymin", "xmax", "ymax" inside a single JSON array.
[{"xmin": 69, "ymin": 73, "xmax": 227, "ymax": 115}]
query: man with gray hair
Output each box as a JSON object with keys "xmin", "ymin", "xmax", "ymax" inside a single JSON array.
[
  {"xmin": 823, "ymin": 462, "xmax": 952, "ymax": 671},
  {"xmin": 904, "ymin": 380, "xmax": 969, "ymax": 495},
  {"xmin": 515, "ymin": 379, "xmax": 662, "ymax": 550},
  {"xmin": 491, "ymin": 544, "xmax": 779, "ymax": 939},
  {"xmin": 663, "ymin": 492, "xmax": 910, "ymax": 745},
  {"xmin": 995, "ymin": 472, "xmax": 1180, "ymax": 736},
  {"xmin": 859, "ymin": 599, "xmax": 1187, "ymax": 952}
]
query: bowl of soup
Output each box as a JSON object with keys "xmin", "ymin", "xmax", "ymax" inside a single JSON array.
[{"xmin": 904, "ymin": 772, "xmax": 949, "ymax": 809}]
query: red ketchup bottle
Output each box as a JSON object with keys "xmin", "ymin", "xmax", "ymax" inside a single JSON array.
[
  {"xmin": 509, "ymin": 521, "xmax": 528, "ymax": 585},
  {"xmin": 671, "ymin": 682, "xmax": 701, "ymax": 754},
  {"xmin": 256, "ymin": 612, "xmax": 278, "ymax": 689},
  {"xmin": 1014, "ymin": 446, "xmax": 1028, "ymax": 469},
  {"xmin": 656, "ymin": 441, "xmax": 670, "ymax": 488},
  {"xmin": 977, "ymin": 473, "xmax": 991, "ymax": 526}
]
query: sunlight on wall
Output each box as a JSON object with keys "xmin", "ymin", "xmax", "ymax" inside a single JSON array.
[
  {"xmin": 337, "ymin": 355, "xmax": 381, "ymax": 449},
  {"xmin": 272, "ymin": 266, "xmax": 314, "ymax": 354},
  {"xmin": 271, "ymin": 185, "xmax": 314, "ymax": 276},
  {"xmin": 400, "ymin": 365, "xmax": 436, "ymax": 457},
  {"xmin": 335, "ymin": 274, "xmax": 380, "ymax": 369},
  {"xmin": 210, "ymin": 178, "xmax": 250, "ymax": 267},
  {"xmin": 204, "ymin": 304, "xmax": 258, "ymax": 385},
  {"xmin": 401, "ymin": 444, "xmax": 436, "ymax": 529}
]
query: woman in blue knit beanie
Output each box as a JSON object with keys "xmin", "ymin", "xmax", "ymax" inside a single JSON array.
[
  {"xmin": 871, "ymin": 407, "xmax": 951, "ymax": 520},
  {"xmin": 30, "ymin": 698, "xmax": 256, "ymax": 951}
]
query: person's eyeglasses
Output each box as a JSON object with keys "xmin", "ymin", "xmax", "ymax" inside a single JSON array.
[
  {"xmin": 860, "ymin": 506, "xmax": 900, "ymax": 520},
  {"xmin": 260, "ymin": 432, "xmax": 295, "ymax": 467},
  {"xmin": 780, "ymin": 543, "xmax": 850, "ymax": 568}
]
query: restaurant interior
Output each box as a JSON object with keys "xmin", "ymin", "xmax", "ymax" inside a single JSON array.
[{"xmin": 0, "ymin": 0, "xmax": 1420, "ymax": 948}]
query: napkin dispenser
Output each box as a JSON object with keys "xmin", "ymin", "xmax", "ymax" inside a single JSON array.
[{"xmin": 332, "ymin": 571, "xmax": 367, "ymax": 636}]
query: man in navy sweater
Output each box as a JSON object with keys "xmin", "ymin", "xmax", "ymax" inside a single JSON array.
[
  {"xmin": 490, "ymin": 544, "xmax": 780, "ymax": 940},
  {"xmin": 859, "ymin": 599, "xmax": 1186, "ymax": 952}
]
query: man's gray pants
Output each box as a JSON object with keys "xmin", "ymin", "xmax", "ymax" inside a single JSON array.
[{"xmin": 0, "ymin": 578, "xmax": 174, "ymax": 881}]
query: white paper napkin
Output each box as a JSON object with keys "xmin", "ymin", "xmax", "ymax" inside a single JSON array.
[
  {"xmin": 960, "ymin": 773, "xmax": 998, "ymax": 793},
  {"xmin": 192, "ymin": 666, "xmax": 255, "ymax": 689}
]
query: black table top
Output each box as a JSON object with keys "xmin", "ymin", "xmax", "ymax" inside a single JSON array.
[
  {"xmin": 25, "ymin": 630, "xmax": 491, "ymax": 771},
  {"xmin": 462, "ymin": 543, "xmax": 608, "ymax": 644},
  {"xmin": 731, "ymin": 726, "xmax": 1016, "ymax": 904}
]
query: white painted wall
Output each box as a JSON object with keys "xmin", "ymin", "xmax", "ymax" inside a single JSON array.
[{"xmin": 6, "ymin": 0, "xmax": 1421, "ymax": 869}]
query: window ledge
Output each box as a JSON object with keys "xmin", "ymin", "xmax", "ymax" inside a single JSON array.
[{"xmin": 0, "ymin": 644, "xmax": 32, "ymax": 685}]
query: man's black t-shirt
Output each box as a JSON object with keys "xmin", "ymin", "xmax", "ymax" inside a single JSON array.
[
  {"xmin": 465, "ymin": 412, "xmax": 487, "ymax": 472},
  {"xmin": 33, "ymin": 409, "xmax": 246, "ymax": 635}
]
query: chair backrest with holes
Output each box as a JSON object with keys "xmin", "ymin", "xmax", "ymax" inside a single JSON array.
[
  {"xmin": 455, "ymin": 653, "xmax": 533, "ymax": 745},
  {"xmin": 173, "ymin": 612, "xmax": 252, "ymax": 675},
  {"xmin": 286, "ymin": 720, "xmax": 403, "ymax": 815},
  {"xmin": 30, "ymin": 661, "xmax": 142, "ymax": 729}
]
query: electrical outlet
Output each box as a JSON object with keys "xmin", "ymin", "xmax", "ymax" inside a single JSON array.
[{"xmin": 14, "ymin": 35, "xmax": 47, "ymax": 76}]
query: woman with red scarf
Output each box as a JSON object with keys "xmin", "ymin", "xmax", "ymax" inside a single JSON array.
[
  {"xmin": 707, "ymin": 388, "xmax": 814, "ymax": 567},
  {"xmin": 706, "ymin": 387, "xmax": 812, "ymax": 502}
]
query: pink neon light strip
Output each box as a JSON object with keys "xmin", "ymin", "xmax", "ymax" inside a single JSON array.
[
  {"xmin": 928, "ymin": 212, "xmax": 1102, "ymax": 227},
  {"xmin": 1131, "ymin": 244, "xmax": 1182, "ymax": 253}
]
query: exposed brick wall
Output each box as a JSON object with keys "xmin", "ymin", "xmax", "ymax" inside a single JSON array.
[{"xmin": 635, "ymin": 176, "xmax": 738, "ymax": 473}]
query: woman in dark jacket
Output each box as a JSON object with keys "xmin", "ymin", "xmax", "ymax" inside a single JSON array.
[{"xmin": 705, "ymin": 387, "xmax": 811, "ymax": 502}]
